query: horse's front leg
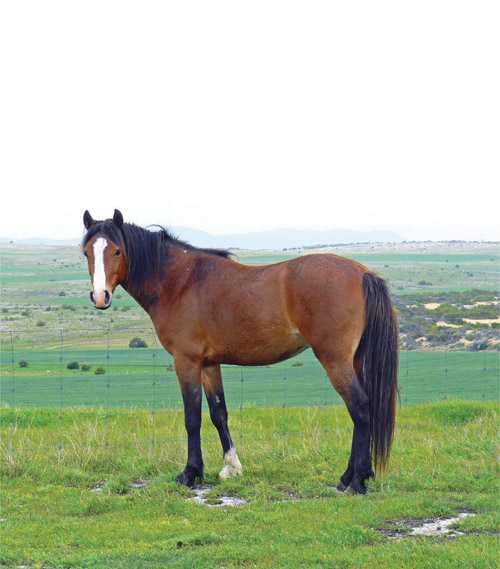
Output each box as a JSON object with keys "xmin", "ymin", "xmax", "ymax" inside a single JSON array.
[
  {"xmin": 174, "ymin": 355, "xmax": 204, "ymax": 487},
  {"xmin": 202, "ymin": 364, "xmax": 242, "ymax": 480}
]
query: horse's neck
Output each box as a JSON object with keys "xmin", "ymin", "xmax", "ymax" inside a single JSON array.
[
  {"xmin": 121, "ymin": 280, "xmax": 158, "ymax": 313},
  {"xmin": 120, "ymin": 243, "xmax": 182, "ymax": 313}
]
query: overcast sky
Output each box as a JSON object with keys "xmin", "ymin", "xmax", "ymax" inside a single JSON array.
[{"xmin": 1, "ymin": 1, "xmax": 498, "ymax": 242}]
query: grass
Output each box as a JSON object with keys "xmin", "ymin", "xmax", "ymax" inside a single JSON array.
[
  {"xmin": 1, "ymin": 401, "xmax": 498, "ymax": 568},
  {"xmin": 1, "ymin": 347, "xmax": 498, "ymax": 410}
]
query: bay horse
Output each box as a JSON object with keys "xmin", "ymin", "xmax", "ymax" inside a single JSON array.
[{"xmin": 82, "ymin": 209, "xmax": 398, "ymax": 494}]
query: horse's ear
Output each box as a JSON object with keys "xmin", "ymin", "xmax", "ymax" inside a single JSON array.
[
  {"xmin": 83, "ymin": 210, "xmax": 95, "ymax": 230},
  {"xmin": 113, "ymin": 209, "xmax": 124, "ymax": 228}
]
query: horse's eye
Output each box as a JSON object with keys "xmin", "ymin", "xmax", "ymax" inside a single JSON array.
[{"xmin": 115, "ymin": 249, "xmax": 121, "ymax": 257}]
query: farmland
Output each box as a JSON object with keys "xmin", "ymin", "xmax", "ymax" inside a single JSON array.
[
  {"xmin": 1, "ymin": 347, "xmax": 498, "ymax": 411},
  {"xmin": 1, "ymin": 240, "xmax": 499, "ymax": 356},
  {"xmin": 1, "ymin": 239, "xmax": 499, "ymax": 568},
  {"xmin": 1, "ymin": 240, "xmax": 499, "ymax": 414}
]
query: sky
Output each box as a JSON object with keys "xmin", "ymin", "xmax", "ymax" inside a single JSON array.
[{"xmin": 1, "ymin": 1, "xmax": 499, "ymax": 242}]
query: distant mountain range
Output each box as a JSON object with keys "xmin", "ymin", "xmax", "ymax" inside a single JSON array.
[{"xmin": 1, "ymin": 227, "xmax": 405, "ymax": 250}]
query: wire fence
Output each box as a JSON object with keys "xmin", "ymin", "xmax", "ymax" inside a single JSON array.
[{"xmin": 1, "ymin": 327, "xmax": 498, "ymax": 456}]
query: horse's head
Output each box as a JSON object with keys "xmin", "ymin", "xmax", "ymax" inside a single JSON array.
[{"xmin": 82, "ymin": 209, "xmax": 127, "ymax": 310}]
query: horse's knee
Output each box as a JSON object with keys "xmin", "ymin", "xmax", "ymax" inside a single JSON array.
[
  {"xmin": 347, "ymin": 389, "xmax": 370, "ymax": 427},
  {"xmin": 209, "ymin": 398, "xmax": 228, "ymax": 426}
]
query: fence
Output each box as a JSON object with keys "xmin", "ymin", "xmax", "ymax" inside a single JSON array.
[{"xmin": 1, "ymin": 327, "xmax": 498, "ymax": 456}]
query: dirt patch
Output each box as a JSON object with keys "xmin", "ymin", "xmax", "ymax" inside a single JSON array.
[
  {"xmin": 463, "ymin": 317, "xmax": 500, "ymax": 326},
  {"xmin": 375, "ymin": 511, "xmax": 476, "ymax": 539}
]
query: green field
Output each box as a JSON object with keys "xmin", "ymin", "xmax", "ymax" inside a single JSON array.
[
  {"xmin": 1, "ymin": 401, "xmax": 498, "ymax": 568},
  {"xmin": 1, "ymin": 348, "xmax": 498, "ymax": 413}
]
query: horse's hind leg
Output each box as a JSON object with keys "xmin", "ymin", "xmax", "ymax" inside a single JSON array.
[
  {"xmin": 202, "ymin": 364, "xmax": 242, "ymax": 480},
  {"xmin": 319, "ymin": 356, "xmax": 373, "ymax": 494},
  {"xmin": 336, "ymin": 357, "xmax": 368, "ymax": 491}
]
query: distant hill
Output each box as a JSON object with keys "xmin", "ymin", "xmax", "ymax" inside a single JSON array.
[
  {"xmin": 170, "ymin": 227, "xmax": 405, "ymax": 249},
  {"xmin": 0, "ymin": 237, "xmax": 82, "ymax": 246},
  {"xmin": 0, "ymin": 227, "xmax": 405, "ymax": 250}
]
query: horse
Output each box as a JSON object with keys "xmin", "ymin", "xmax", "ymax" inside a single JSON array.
[{"xmin": 82, "ymin": 209, "xmax": 398, "ymax": 494}]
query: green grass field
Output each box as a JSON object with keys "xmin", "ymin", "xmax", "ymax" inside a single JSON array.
[
  {"xmin": 1, "ymin": 241, "xmax": 499, "ymax": 567},
  {"xmin": 1, "ymin": 401, "xmax": 498, "ymax": 568},
  {"xmin": 1, "ymin": 348, "xmax": 498, "ymax": 411}
]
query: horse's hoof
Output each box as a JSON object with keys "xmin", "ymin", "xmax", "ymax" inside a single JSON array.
[
  {"xmin": 175, "ymin": 471, "xmax": 197, "ymax": 488},
  {"xmin": 345, "ymin": 483, "xmax": 367, "ymax": 495},
  {"xmin": 336, "ymin": 481, "xmax": 348, "ymax": 492}
]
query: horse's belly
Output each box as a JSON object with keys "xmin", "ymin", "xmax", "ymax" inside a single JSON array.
[{"xmin": 207, "ymin": 330, "xmax": 309, "ymax": 367}]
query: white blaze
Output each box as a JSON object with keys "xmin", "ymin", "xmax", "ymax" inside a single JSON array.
[{"xmin": 93, "ymin": 237, "xmax": 108, "ymax": 293}]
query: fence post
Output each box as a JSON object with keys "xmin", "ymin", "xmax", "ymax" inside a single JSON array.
[
  {"xmin": 9, "ymin": 331, "xmax": 16, "ymax": 457},
  {"xmin": 482, "ymin": 351, "xmax": 487, "ymax": 424},
  {"xmin": 443, "ymin": 348, "xmax": 449, "ymax": 429},
  {"xmin": 403, "ymin": 349, "xmax": 409, "ymax": 442},
  {"xmin": 324, "ymin": 369, "xmax": 329, "ymax": 434},
  {"xmin": 282, "ymin": 361, "xmax": 287, "ymax": 439},
  {"xmin": 58, "ymin": 329, "xmax": 64, "ymax": 459},
  {"xmin": 151, "ymin": 328, "xmax": 157, "ymax": 448},
  {"xmin": 239, "ymin": 366, "xmax": 244, "ymax": 444},
  {"xmin": 106, "ymin": 328, "xmax": 111, "ymax": 452}
]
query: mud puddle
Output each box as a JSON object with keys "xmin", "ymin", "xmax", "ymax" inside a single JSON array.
[
  {"xmin": 188, "ymin": 486, "xmax": 247, "ymax": 508},
  {"xmin": 376, "ymin": 511, "xmax": 477, "ymax": 539}
]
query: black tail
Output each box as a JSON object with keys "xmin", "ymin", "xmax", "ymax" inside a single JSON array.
[{"xmin": 358, "ymin": 272, "xmax": 399, "ymax": 477}]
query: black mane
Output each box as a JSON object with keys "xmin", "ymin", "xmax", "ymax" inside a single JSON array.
[{"xmin": 82, "ymin": 220, "xmax": 232, "ymax": 293}]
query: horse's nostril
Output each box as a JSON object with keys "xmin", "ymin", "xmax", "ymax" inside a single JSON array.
[
  {"xmin": 104, "ymin": 290, "xmax": 111, "ymax": 305},
  {"xmin": 90, "ymin": 291, "xmax": 95, "ymax": 305}
]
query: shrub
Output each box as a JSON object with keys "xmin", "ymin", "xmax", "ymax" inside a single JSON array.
[
  {"xmin": 94, "ymin": 366, "xmax": 106, "ymax": 375},
  {"xmin": 18, "ymin": 360, "xmax": 28, "ymax": 368},
  {"xmin": 36, "ymin": 320, "xmax": 46, "ymax": 327},
  {"xmin": 59, "ymin": 291, "xmax": 66, "ymax": 296},
  {"xmin": 81, "ymin": 364, "xmax": 92, "ymax": 372},
  {"xmin": 67, "ymin": 361, "xmax": 79, "ymax": 370},
  {"xmin": 129, "ymin": 337, "xmax": 148, "ymax": 348}
]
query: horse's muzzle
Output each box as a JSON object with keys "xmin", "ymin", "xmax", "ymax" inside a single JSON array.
[{"xmin": 90, "ymin": 289, "xmax": 112, "ymax": 310}]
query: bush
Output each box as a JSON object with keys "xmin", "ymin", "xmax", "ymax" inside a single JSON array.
[
  {"xmin": 67, "ymin": 361, "xmax": 79, "ymax": 370},
  {"xmin": 129, "ymin": 337, "xmax": 148, "ymax": 348},
  {"xmin": 94, "ymin": 366, "xmax": 106, "ymax": 375},
  {"xmin": 59, "ymin": 291, "xmax": 66, "ymax": 296},
  {"xmin": 36, "ymin": 320, "xmax": 46, "ymax": 327},
  {"xmin": 81, "ymin": 364, "xmax": 92, "ymax": 372},
  {"xmin": 18, "ymin": 360, "xmax": 28, "ymax": 368}
]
